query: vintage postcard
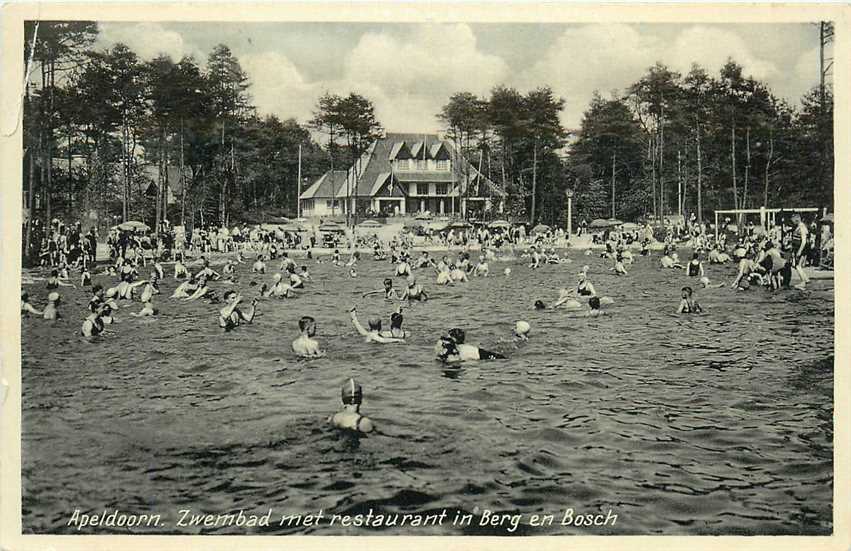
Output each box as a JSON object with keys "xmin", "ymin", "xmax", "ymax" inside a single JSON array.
[{"xmin": 0, "ymin": 2, "xmax": 848, "ymax": 550}]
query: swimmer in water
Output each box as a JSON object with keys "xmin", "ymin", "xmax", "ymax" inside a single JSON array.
[
  {"xmin": 81, "ymin": 306, "xmax": 108, "ymax": 337},
  {"xmin": 434, "ymin": 328, "xmax": 505, "ymax": 363},
  {"xmin": 80, "ymin": 267, "xmax": 92, "ymax": 287},
  {"xmin": 349, "ymin": 267, "xmax": 358, "ymax": 278},
  {"xmin": 329, "ymin": 378, "xmax": 375, "ymax": 434},
  {"xmin": 252, "ymin": 255, "xmax": 267, "ymax": 274},
  {"xmin": 363, "ymin": 278, "xmax": 401, "ymax": 301},
  {"xmin": 184, "ymin": 275, "xmax": 212, "ymax": 301},
  {"xmin": 612, "ymin": 255, "xmax": 628, "ymax": 276},
  {"xmin": 46, "ymin": 269, "xmax": 74, "ymax": 289},
  {"xmin": 513, "ymin": 321, "xmax": 531, "ymax": 341},
  {"xmin": 685, "ymin": 252, "xmax": 705, "ymax": 278},
  {"xmin": 349, "ymin": 306, "xmax": 405, "ymax": 343},
  {"xmin": 174, "ymin": 259, "xmax": 189, "ymax": 279},
  {"xmin": 218, "ymin": 290, "xmax": 258, "ymax": 331},
  {"xmin": 171, "ymin": 275, "xmax": 198, "ymax": 299},
  {"xmin": 386, "ymin": 306, "xmax": 407, "ymax": 339},
  {"xmin": 42, "ymin": 292, "xmax": 62, "ymax": 320},
  {"xmin": 299, "ymin": 265, "xmax": 311, "ymax": 281},
  {"xmin": 449, "ymin": 264, "xmax": 468, "ymax": 283},
  {"xmin": 292, "ymin": 315, "xmax": 325, "ymax": 357},
  {"xmin": 473, "ymin": 256, "xmax": 489, "ymax": 277},
  {"xmin": 400, "ymin": 275, "xmax": 428, "ymax": 302},
  {"xmin": 130, "ymin": 299, "xmax": 158, "ymax": 317},
  {"xmin": 21, "ymin": 292, "xmax": 43, "ymax": 316},
  {"xmin": 395, "ymin": 258, "xmax": 411, "ymax": 277},
  {"xmin": 677, "ymin": 286, "xmax": 702, "ymax": 314},
  {"xmin": 264, "ymin": 273, "xmax": 296, "ymax": 298}
]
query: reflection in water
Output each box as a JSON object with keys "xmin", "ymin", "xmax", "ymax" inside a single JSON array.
[{"xmin": 21, "ymin": 250, "xmax": 833, "ymax": 535}]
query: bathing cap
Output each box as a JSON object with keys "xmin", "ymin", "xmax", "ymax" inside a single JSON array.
[
  {"xmin": 534, "ymin": 300, "xmax": 546, "ymax": 310},
  {"xmin": 341, "ymin": 378, "xmax": 363, "ymax": 405},
  {"xmin": 273, "ymin": 273, "xmax": 283, "ymax": 282},
  {"xmin": 514, "ymin": 321, "xmax": 531, "ymax": 336},
  {"xmin": 699, "ymin": 276, "xmax": 710, "ymax": 286},
  {"xmin": 448, "ymin": 328, "xmax": 466, "ymax": 344},
  {"xmin": 504, "ymin": 267, "xmax": 511, "ymax": 276},
  {"xmin": 47, "ymin": 292, "xmax": 60, "ymax": 302}
]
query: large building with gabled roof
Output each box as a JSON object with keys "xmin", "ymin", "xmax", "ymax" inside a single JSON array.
[{"xmin": 299, "ymin": 133, "xmax": 506, "ymax": 218}]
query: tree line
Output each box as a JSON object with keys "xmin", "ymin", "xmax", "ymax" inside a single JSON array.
[
  {"xmin": 23, "ymin": 21, "xmax": 329, "ymax": 240},
  {"xmin": 23, "ymin": 21, "xmax": 833, "ymax": 238},
  {"xmin": 437, "ymin": 58, "xmax": 833, "ymax": 226}
]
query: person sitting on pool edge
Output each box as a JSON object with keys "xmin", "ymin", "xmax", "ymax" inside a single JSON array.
[
  {"xmin": 349, "ymin": 306, "xmax": 405, "ymax": 344},
  {"xmin": 677, "ymin": 286, "xmax": 703, "ymax": 314},
  {"xmin": 292, "ymin": 315, "xmax": 325, "ymax": 358},
  {"xmin": 218, "ymin": 290, "xmax": 258, "ymax": 331},
  {"xmin": 329, "ymin": 378, "xmax": 375, "ymax": 434},
  {"xmin": 434, "ymin": 328, "xmax": 505, "ymax": 363}
]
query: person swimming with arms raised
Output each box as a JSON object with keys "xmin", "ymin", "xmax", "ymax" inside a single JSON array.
[
  {"xmin": 348, "ymin": 306, "xmax": 406, "ymax": 344},
  {"xmin": 218, "ymin": 290, "xmax": 258, "ymax": 331},
  {"xmin": 292, "ymin": 315, "xmax": 325, "ymax": 358},
  {"xmin": 328, "ymin": 378, "xmax": 375, "ymax": 434}
]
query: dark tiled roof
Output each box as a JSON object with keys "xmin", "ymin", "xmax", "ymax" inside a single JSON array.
[{"xmin": 301, "ymin": 170, "xmax": 348, "ymax": 199}]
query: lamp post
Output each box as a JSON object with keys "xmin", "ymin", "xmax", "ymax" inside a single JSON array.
[{"xmin": 565, "ymin": 187, "xmax": 575, "ymax": 238}]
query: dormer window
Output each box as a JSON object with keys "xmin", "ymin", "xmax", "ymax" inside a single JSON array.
[
  {"xmin": 437, "ymin": 159, "xmax": 449, "ymax": 171},
  {"xmin": 397, "ymin": 159, "xmax": 410, "ymax": 171},
  {"xmin": 416, "ymin": 160, "xmax": 427, "ymax": 170}
]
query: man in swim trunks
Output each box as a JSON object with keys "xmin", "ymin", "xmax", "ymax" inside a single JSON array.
[
  {"xmin": 329, "ymin": 378, "xmax": 375, "ymax": 434},
  {"xmin": 292, "ymin": 315, "xmax": 325, "ymax": 357},
  {"xmin": 685, "ymin": 252, "xmax": 705, "ymax": 278},
  {"xmin": 218, "ymin": 290, "xmax": 257, "ymax": 331},
  {"xmin": 790, "ymin": 214, "xmax": 811, "ymax": 290}
]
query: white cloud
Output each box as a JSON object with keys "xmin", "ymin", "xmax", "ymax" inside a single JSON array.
[
  {"xmin": 668, "ymin": 26, "xmax": 779, "ymax": 80},
  {"xmin": 97, "ymin": 22, "xmax": 205, "ymax": 61},
  {"xmin": 239, "ymin": 51, "xmax": 319, "ymax": 124}
]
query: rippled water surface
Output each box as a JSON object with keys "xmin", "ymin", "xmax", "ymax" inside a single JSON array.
[{"xmin": 21, "ymin": 249, "xmax": 834, "ymax": 535}]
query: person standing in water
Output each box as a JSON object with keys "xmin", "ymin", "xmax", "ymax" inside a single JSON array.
[
  {"xmin": 790, "ymin": 214, "xmax": 811, "ymax": 290},
  {"xmin": 292, "ymin": 315, "xmax": 324, "ymax": 357},
  {"xmin": 677, "ymin": 286, "xmax": 703, "ymax": 314},
  {"xmin": 218, "ymin": 290, "xmax": 257, "ymax": 331},
  {"xmin": 329, "ymin": 378, "xmax": 375, "ymax": 434}
]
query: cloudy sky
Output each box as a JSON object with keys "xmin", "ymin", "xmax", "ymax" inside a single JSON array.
[{"xmin": 97, "ymin": 21, "xmax": 824, "ymax": 132}]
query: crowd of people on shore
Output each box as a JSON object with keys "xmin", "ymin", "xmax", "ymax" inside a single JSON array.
[{"xmin": 22, "ymin": 211, "xmax": 832, "ymax": 434}]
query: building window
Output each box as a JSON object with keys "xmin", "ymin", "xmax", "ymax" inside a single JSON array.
[
  {"xmin": 437, "ymin": 159, "xmax": 449, "ymax": 171},
  {"xmin": 416, "ymin": 160, "xmax": 426, "ymax": 170},
  {"xmin": 325, "ymin": 199, "xmax": 339, "ymax": 208},
  {"xmin": 409, "ymin": 183, "xmax": 417, "ymax": 196},
  {"xmin": 435, "ymin": 183, "xmax": 448, "ymax": 195},
  {"xmin": 397, "ymin": 159, "xmax": 410, "ymax": 171}
]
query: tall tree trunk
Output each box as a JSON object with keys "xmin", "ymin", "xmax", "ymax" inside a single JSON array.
[
  {"xmin": 731, "ymin": 119, "xmax": 738, "ymax": 214},
  {"xmin": 743, "ymin": 126, "xmax": 751, "ymax": 210},
  {"xmin": 611, "ymin": 151, "xmax": 616, "ymax": 218},
  {"xmin": 650, "ymin": 136, "xmax": 657, "ymax": 220},
  {"xmin": 530, "ymin": 141, "xmax": 537, "ymax": 224}
]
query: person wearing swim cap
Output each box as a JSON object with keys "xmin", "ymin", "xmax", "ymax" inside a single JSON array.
[
  {"xmin": 43, "ymin": 292, "xmax": 62, "ymax": 320},
  {"xmin": 449, "ymin": 264, "xmax": 468, "ymax": 283},
  {"xmin": 329, "ymin": 378, "xmax": 375, "ymax": 434},
  {"xmin": 21, "ymin": 291, "xmax": 43, "ymax": 317},
  {"xmin": 292, "ymin": 316, "xmax": 324, "ymax": 357},
  {"xmin": 434, "ymin": 328, "xmax": 505, "ymax": 363},
  {"xmin": 386, "ymin": 306, "xmax": 407, "ymax": 339},
  {"xmin": 349, "ymin": 306, "xmax": 405, "ymax": 344},
  {"xmin": 513, "ymin": 321, "xmax": 531, "ymax": 341},
  {"xmin": 218, "ymin": 290, "xmax": 257, "ymax": 331}
]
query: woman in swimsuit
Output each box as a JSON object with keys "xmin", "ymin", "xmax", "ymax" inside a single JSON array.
[{"xmin": 677, "ymin": 286, "xmax": 702, "ymax": 314}]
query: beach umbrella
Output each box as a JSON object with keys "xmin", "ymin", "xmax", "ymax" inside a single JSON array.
[
  {"xmin": 449, "ymin": 221, "xmax": 471, "ymax": 229},
  {"xmin": 607, "ymin": 218, "xmax": 624, "ymax": 226},
  {"xmin": 280, "ymin": 223, "xmax": 305, "ymax": 232},
  {"xmin": 489, "ymin": 220, "xmax": 511, "ymax": 229},
  {"xmin": 115, "ymin": 220, "xmax": 150, "ymax": 232},
  {"xmin": 428, "ymin": 221, "xmax": 449, "ymax": 231},
  {"xmin": 415, "ymin": 213, "xmax": 433, "ymax": 221},
  {"xmin": 358, "ymin": 220, "xmax": 383, "ymax": 228},
  {"xmin": 530, "ymin": 223, "xmax": 551, "ymax": 234},
  {"xmin": 621, "ymin": 222, "xmax": 639, "ymax": 231},
  {"xmin": 588, "ymin": 218, "xmax": 613, "ymax": 229}
]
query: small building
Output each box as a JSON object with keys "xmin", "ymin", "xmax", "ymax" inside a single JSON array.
[{"xmin": 299, "ymin": 133, "xmax": 505, "ymax": 217}]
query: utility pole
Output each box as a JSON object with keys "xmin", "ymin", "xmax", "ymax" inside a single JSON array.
[
  {"xmin": 530, "ymin": 142, "xmax": 537, "ymax": 224},
  {"xmin": 297, "ymin": 144, "xmax": 302, "ymax": 218},
  {"xmin": 819, "ymin": 22, "xmax": 834, "ymax": 106}
]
